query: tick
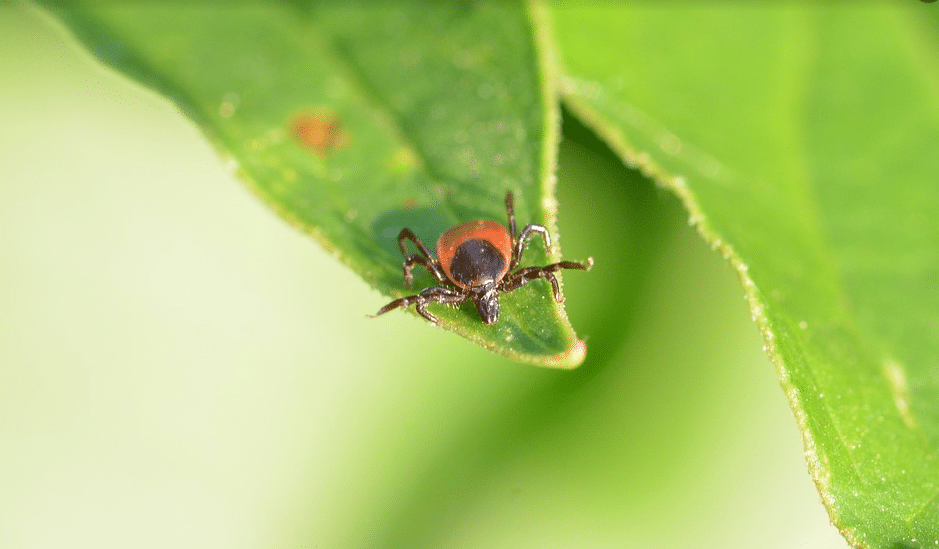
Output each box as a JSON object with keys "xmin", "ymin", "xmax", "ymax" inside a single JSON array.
[{"xmin": 375, "ymin": 192, "xmax": 593, "ymax": 324}]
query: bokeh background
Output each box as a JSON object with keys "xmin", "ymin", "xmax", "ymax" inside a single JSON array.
[{"xmin": 1, "ymin": 5, "xmax": 850, "ymax": 548}]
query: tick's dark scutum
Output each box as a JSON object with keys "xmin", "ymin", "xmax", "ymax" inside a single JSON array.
[{"xmin": 449, "ymin": 239, "xmax": 507, "ymax": 288}]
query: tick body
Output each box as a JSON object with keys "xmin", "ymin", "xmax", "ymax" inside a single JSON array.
[{"xmin": 375, "ymin": 192, "xmax": 593, "ymax": 324}]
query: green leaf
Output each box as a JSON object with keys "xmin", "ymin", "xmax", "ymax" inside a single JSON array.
[
  {"xmin": 553, "ymin": 3, "xmax": 939, "ymax": 547},
  {"xmin": 37, "ymin": 1, "xmax": 588, "ymax": 367}
]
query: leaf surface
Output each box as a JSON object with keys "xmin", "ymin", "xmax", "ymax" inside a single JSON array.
[{"xmin": 39, "ymin": 1, "xmax": 587, "ymax": 367}]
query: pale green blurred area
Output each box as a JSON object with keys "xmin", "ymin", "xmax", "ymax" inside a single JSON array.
[{"xmin": 0, "ymin": 5, "xmax": 849, "ymax": 549}]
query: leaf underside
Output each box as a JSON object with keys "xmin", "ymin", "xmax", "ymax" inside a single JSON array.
[{"xmin": 553, "ymin": 3, "xmax": 939, "ymax": 548}]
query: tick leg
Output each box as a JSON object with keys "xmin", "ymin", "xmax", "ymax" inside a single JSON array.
[
  {"xmin": 501, "ymin": 266, "xmax": 561, "ymax": 300},
  {"xmin": 504, "ymin": 192, "xmax": 554, "ymax": 269},
  {"xmin": 404, "ymin": 256, "xmax": 447, "ymax": 287},
  {"xmin": 414, "ymin": 286, "xmax": 468, "ymax": 323},
  {"xmin": 500, "ymin": 259, "xmax": 593, "ymax": 302},
  {"xmin": 397, "ymin": 228, "xmax": 446, "ymax": 286},
  {"xmin": 511, "ymin": 224, "xmax": 552, "ymax": 270},
  {"xmin": 505, "ymin": 192, "xmax": 517, "ymax": 244},
  {"xmin": 373, "ymin": 286, "xmax": 468, "ymax": 324}
]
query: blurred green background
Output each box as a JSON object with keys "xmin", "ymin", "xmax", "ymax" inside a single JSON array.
[{"xmin": 0, "ymin": 5, "xmax": 849, "ymax": 548}]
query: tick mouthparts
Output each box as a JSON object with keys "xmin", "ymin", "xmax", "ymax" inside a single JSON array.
[{"xmin": 474, "ymin": 285, "xmax": 500, "ymax": 325}]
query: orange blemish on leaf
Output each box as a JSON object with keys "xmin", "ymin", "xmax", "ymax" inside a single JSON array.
[{"xmin": 290, "ymin": 111, "xmax": 348, "ymax": 152}]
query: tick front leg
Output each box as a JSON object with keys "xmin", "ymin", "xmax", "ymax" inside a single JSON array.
[
  {"xmin": 413, "ymin": 286, "xmax": 468, "ymax": 323},
  {"xmin": 397, "ymin": 228, "xmax": 446, "ymax": 286},
  {"xmin": 500, "ymin": 259, "xmax": 593, "ymax": 301},
  {"xmin": 373, "ymin": 286, "xmax": 468, "ymax": 324}
]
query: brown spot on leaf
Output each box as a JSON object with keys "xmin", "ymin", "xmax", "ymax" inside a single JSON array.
[{"xmin": 290, "ymin": 111, "xmax": 347, "ymax": 152}]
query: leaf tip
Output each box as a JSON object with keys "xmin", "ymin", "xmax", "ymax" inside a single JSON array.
[{"xmin": 543, "ymin": 337, "xmax": 587, "ymax": 369}]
